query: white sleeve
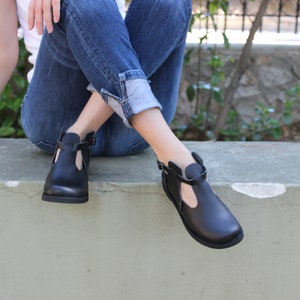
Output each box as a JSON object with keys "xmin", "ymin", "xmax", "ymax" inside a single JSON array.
[
  {"xmin": 116, "ymin": 0, "xmax": 126, "ymax": 18},
  {"xmin": 16, "ymin": 0, "xmax": 42, "ymax": 83}
]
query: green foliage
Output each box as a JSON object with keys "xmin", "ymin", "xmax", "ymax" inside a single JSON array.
[
  {"xmin": 0, "ymin": 39, "xmax": 29, "ymax": 137},
  {"xmin": 219, "ymin": 89, "xmax": 299, "ymax": 141},
  {"xmin": 184, "ymin": 0, "xmax": 232, "ymax": 140},
  {"xmin": 180, "ymin": 1, "xmax": 298, "ymax": 142},
  {"xmin": 243, "ymin": 104, "xmax": 282, "ymax": 141},
  {"xmin": 282, "ymin": 81, "xmax": 300, "ymax": 126}
]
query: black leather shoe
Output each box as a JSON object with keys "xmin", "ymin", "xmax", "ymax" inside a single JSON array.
[
  {"xmin": 42, "ymin": 131, "xmax": 95, "ymax": 204},
  {"xmin": 158, "ymin": 152, "xmax": 244, "ymax": 249}
]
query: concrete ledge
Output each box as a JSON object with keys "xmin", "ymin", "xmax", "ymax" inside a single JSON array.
[{"xmin": 0, "ymin": 139, "xmax": 300, "ymax": 300}]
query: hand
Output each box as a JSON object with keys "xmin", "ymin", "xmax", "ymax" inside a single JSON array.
[{"xmin": 28, "ymin": 0, "xmax": 61, "ymax": 35}]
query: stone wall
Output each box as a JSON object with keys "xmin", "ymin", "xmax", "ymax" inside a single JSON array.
[
  {"xmin": 1, "ymin": 139, "xmax": 300, "ymax": 300},
  {"xmin": 177, "ymin": 45, "xmax": 300, "ymax": 127}
]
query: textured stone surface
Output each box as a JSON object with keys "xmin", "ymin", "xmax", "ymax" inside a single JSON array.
[
  {"xmin": 0, "ymin": 139, "xmax": 300, "ymax": 299},
  {"xmin": 178, "ymin": 45, "xmax": 300, "ymax": 126}
]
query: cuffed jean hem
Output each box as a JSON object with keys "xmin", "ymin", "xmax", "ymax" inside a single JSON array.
[{"xmin": 88, "ymin": 70, "xmax": 162, "ymax": 127}]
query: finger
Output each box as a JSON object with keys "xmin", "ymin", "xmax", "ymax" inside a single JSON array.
[
  {"xmin": 28, "ymin": 0, "xmax": 36, "ymax": 30},
  {"xmin": 52, "ymin": 0, "xmax": 61, "ymax": 23},
  {"xmin": 34, "ymin": 0, "xmax": 45, "ymax": 35},
  {"xmin": 43, "ymin": 0, "xmax": 54, "ymax": 33}
]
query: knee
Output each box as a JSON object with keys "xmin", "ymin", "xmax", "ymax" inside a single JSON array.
[
  {"xmin": 153, "ymin": 0, "xmax": 192, "ymax": 19},
  {"xmin": 63, "ymin": 0, "xmax": 114, "ymax": 20},
  {"xmin": 148, "ymin": 0, "xmax": 192, "ymax": 31},
  {"xmin": 21, "ymin": 97, "xmax": 57, "ymax": 154},
  {"xmin": 21, "ymin": 121, "xmax": 56, "ymax": 155},
  {"xmin": 22, "ymin": 120, "xmax": 56, "ymax": 154}
]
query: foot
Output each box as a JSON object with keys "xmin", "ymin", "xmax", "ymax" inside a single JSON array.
[
  {"xmin": 42, "ymin": 131, "xmax": 95, "ymax": 204},
  {"xmin": 158, "ymin": 152, "xmax": 244, "ymax": 248}
]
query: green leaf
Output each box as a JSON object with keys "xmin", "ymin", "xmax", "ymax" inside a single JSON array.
[
  {"xmin": 199, "ymin": 34, "xmax": 208, "ymax": 44},
  {"xmin": 222, "ymin": 32, "xmax": 230, "ymax": 49},
  {"xmin": 209, "ymin": 3, "xmax": 218, "ymax": 15},
  {"xmin": 0, "ymin": 101, "xmax": 6, "ymax": 110},
  {"xmin": 220, "ymin": 2, "xmax": 228, "ymax": 15},
  {"xmin": 282, "ymin": 115, "xmax": 292, "ymax": 126},
  {"xmin": 14, "ymin": 75, "xmax": 27, "ymax": 89},
  {"xmin": 186, "ymin": 85, "xmax": 196, "ymax": 102},
  {"xmin": 184, "ymin": 48, "xmax": 194, "ymax": 64},
  {"xmin": 0, "ymin": 126, "xmax": 15, "ymax": 137},
  {"xmin": 212, "ymin": 88, "xmax": 223, "ymax": 104},
  {"xmin": 11, "ymin": 97, "xmax": 22, "ymax": 112}
]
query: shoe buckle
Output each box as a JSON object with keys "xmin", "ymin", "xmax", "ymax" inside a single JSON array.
[
  {"xmin": 157, "ymin": 160, "xmax": 172, "ymax": 174},
  {"xmin": 157, "ymin": 160, "xmax": 164, "ymax": 170}
]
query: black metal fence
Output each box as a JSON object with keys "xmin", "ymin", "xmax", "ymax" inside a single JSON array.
[{"xmin": 195, "ymin": 0, "xmax": 300, "ymax": 34}]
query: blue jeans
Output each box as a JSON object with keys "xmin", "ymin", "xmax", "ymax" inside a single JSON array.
[{"xmin": 21, "ymin": 0, "xmax": 192, "ymax": 156}]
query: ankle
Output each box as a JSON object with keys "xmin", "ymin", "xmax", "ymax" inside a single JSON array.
[
  {"xmin": 66, "ymin": 126, "xmax": 87, "ymax": 141},
  {"xmin": 157, "ymin": 149, "xmax": 195, "ymax": 172}
]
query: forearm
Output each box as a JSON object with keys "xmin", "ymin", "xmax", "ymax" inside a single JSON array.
[
  {"xmin": 0, "ymin": 0, "xmax": 19, "ymax": 93},
  {"xmin": 0, "ymin": 51, "xmax": 18, "ymax": 93}
]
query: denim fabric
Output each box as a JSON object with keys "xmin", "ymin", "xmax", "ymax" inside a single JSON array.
[{"xmin": 21, "ymin": 0, "xmax": 192, "ymax": 156}]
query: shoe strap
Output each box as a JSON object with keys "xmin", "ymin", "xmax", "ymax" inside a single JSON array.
[
  {"xmin": 57, "ymin": 134, "xmax": 96, "ymax": 152},
  {"xmin": 57, "ymin": 141, "xmax": 86, "ymax": 152},
  {"xmin": 177, "ymin": 167, "xmax": 207, "ymax": 185},
  {"xmin": 157, "ymin": 160, "xmax": 207, "ymax": 185},
  {"xmin": 76, "ymin": 136, "xmax": 96, "ymax": 151}
]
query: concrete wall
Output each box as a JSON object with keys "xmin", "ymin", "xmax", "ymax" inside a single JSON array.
[{"xmin": 0, "ymin": 139, "xmax": 300, "ymax": 300}]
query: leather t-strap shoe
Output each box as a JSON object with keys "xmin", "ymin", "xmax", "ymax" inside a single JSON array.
[
  {"xmin": 42, "ymin": 131, "xmax": 95, "ymax": 204},
  {"xmin": 157, "ymin": 152, "xmax": 244, "ymax": 249}
]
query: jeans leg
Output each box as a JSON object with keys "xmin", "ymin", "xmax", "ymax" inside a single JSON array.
[
  {"xmin": 22, "ymin": 0, "xmax": 192, "ymax": 156},
  {"xmin": 95, "ymin": 0, "xmax": 192, "ymax": 155},
  {"xmin": 125, "ymin": 0, "xmax": 191, "ymax": 77},
  {"xmin": 92, "ymin": 0, "xmax": 192, "ymax": 155},
  {"xmin": 21, "ymin": 31, "xmax": 91, "ymax": 154},
  {"xmin": 60, "ymin": 0, "xmax": 191, "ymax": 124},
  {"xmin": 125, "ymin": 0, "xmax": 192, "ymax": 123}
]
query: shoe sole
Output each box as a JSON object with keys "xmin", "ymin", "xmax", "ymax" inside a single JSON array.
[
  {"xmin": 42, "ymin": 193, "xmax": 88, "ymax": 204},
  {"xmin": 161, "ymin": 177, "xmax": 244, "ymax": 249}
]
